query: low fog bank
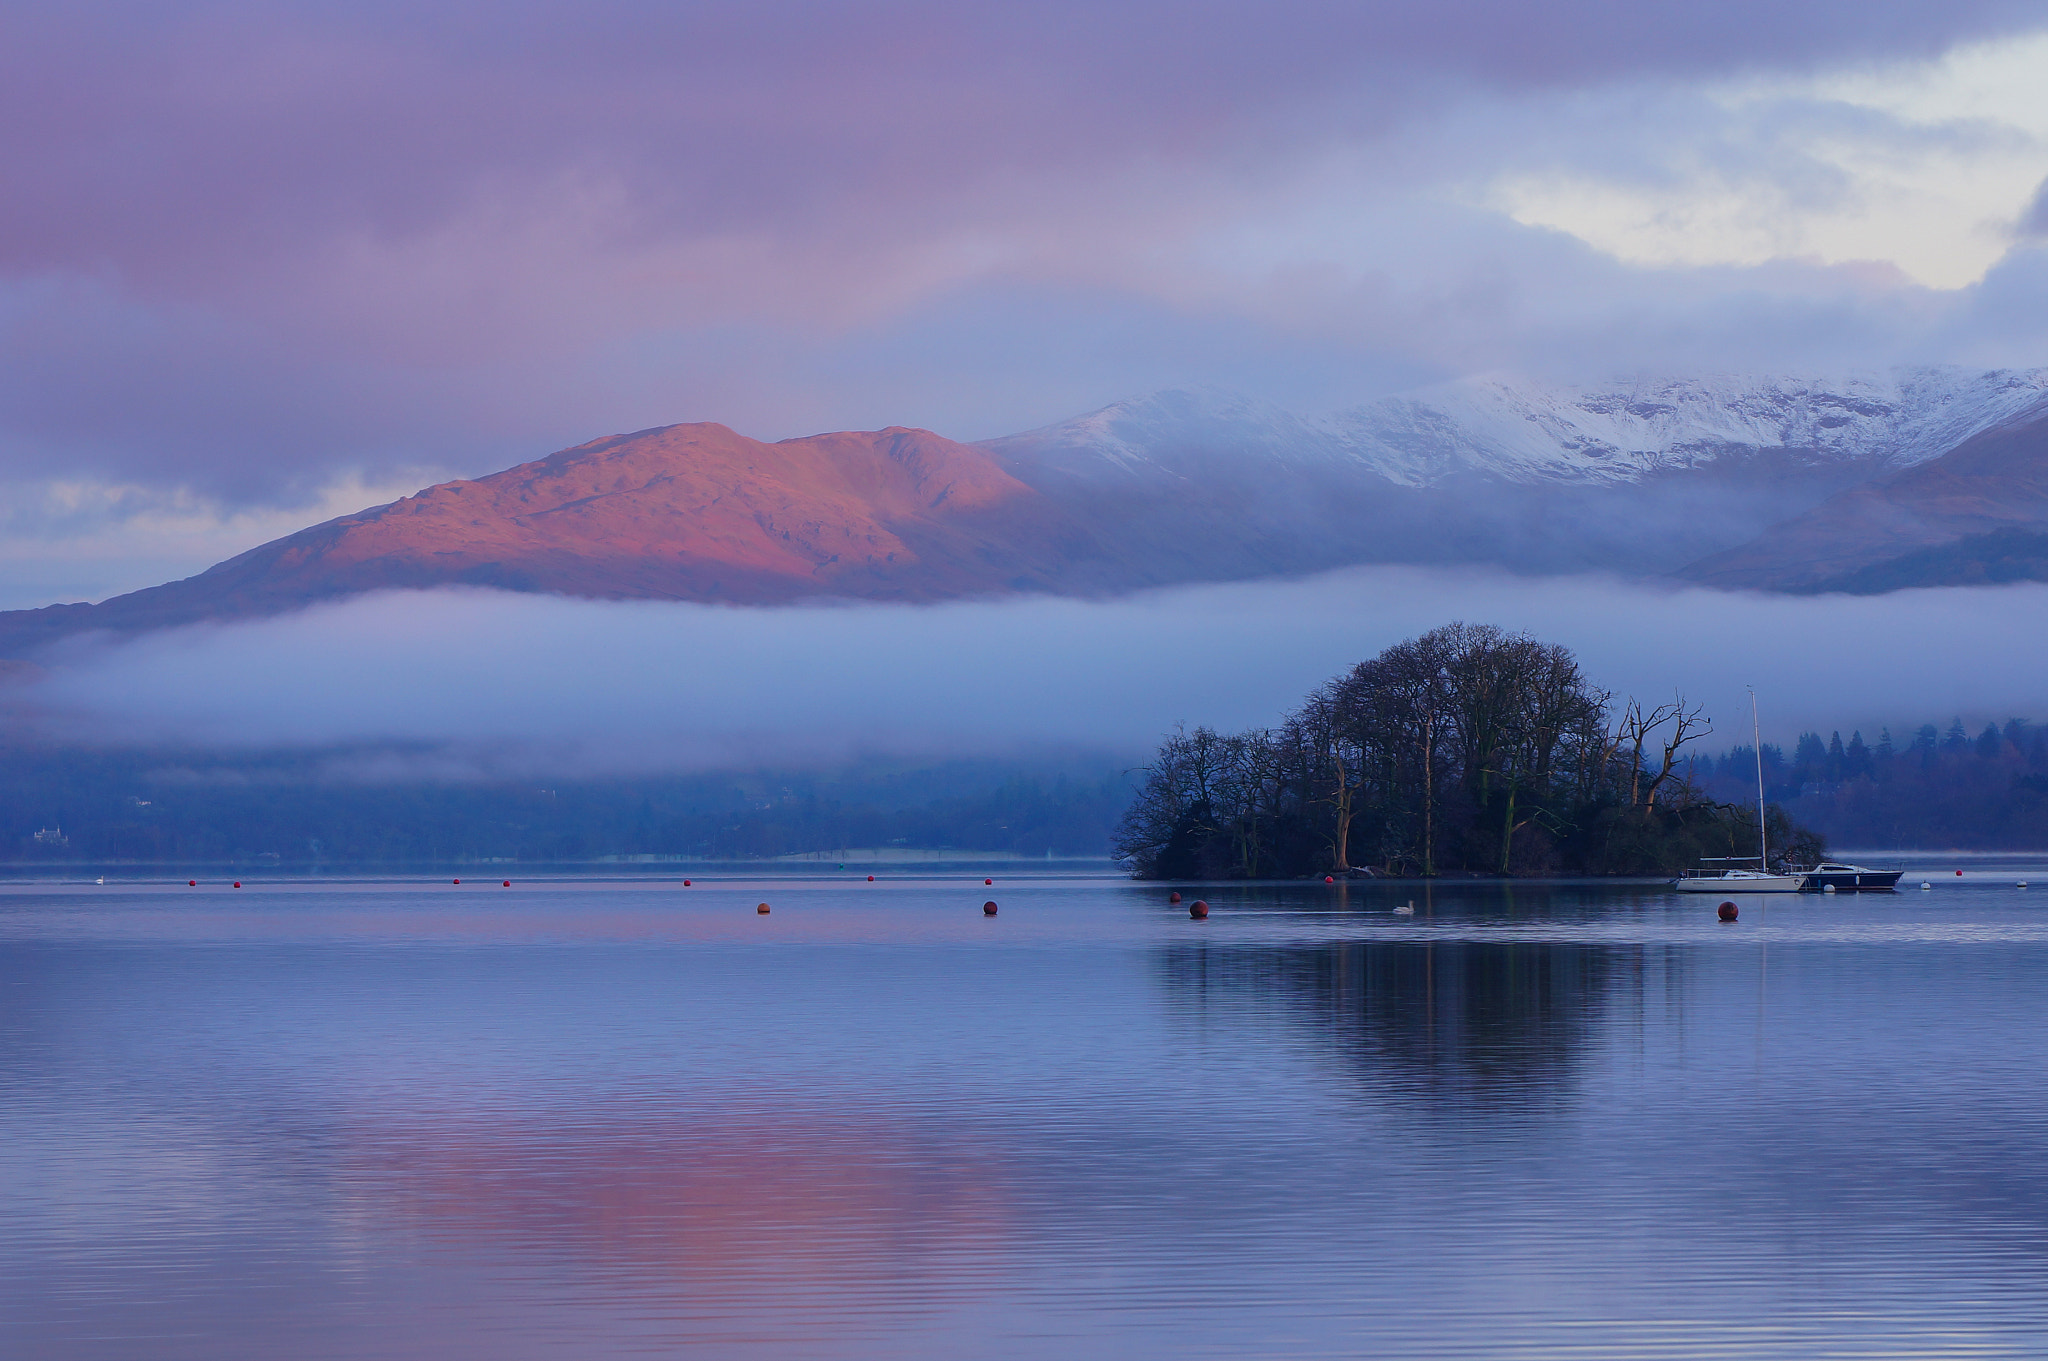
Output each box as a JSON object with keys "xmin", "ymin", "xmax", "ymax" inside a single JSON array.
[{"xmin": 7, "ymin": 569, "xmax": 2046, "ymax": 777}]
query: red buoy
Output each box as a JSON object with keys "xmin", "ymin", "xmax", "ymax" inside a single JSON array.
[
  {"xmin": 683, "ymin": 879, "xmax": 691, "ymax": 886},
  {"xmin": 1189, "ymin": 900, "xmax": 1209, "ymax": 919},
  {"xmin": 985, "ymin": 878, "xmax": 993, "ymax": 886},
  {"xmin": 1718, "ymin": 901, "xmax": 1739, "ymax": 921},
  {"xmin": 453, "ymin": 879, "xmax": 461, "ymax": 885},
  {"xmin": 502, "ymin": 880, "xmax": 511, "ymax": 887},
  {"xmin": 757, "ymin": 902, "xmax": 771, "ymax": 914},
  {"xmin": 1169, "ymin": 891, "xmax": 1182, "ymax": 903},
  {"xmin": 1325, "ymin": 875, "xmax": 1335, "ymax": 883},
  {"xmin": 867, "ymin": 875, "xmax": 875, "ymax": 882},
  {"xmin": 1957, "ymin": 869, "xmax": 1964, "ymax": 876},
  {"xmin": 983, "ymin": 901, "xmax": 998, "ymax": 915},
  {"xmin": 188, "ymin": 880, "xmax": 196, "ymax": 886},
  {"xmin": 233, "ymin": 882, "xmax": 241, "ymax": 889}
]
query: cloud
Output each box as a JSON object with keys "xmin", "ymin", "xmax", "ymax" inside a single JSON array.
[
  {"xmin": 6, "ymin": 4, "xmax": 2048, "ymax": 510},
  {"xmin": 10, "ymin": 572, "xmax": 2048, "ymax": 777},
  {"xmin": 2020, "ymin": 177, "xmax": 2048, "ymax": 237},
  {"xmin": 0, "ymin": 470, "xmax": 442, "ymax": 610},
  {"xmin": 1484, "ymin": 32, "xmax": 2048, "ymax": 289}
]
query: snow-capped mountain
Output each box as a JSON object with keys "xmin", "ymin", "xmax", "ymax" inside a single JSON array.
[
  {"xmin": 1338, "ymin": 369, "xmax": 2048, "ymax": 486},
  {"xmin": 987, "ymin": 368, "xmax": 2048, "ymax": 490},
  {"xmin": 976, "ymin": 388, "xmax": 1363, "ymax": 489},
  {"xmin": 9, "ymin": 366, "xmax": 2048, "ymax": 657}
]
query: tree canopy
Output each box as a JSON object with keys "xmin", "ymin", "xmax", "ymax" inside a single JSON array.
[{"xmin": 1114, "ymin": 622, "xmax": 1821, "ymax": 879}]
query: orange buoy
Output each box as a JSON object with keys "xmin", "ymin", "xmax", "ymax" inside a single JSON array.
[
  {"xmin": 1189, "ymin": 900, "xmax": 1209, "ymax": 919},
  {"xmin": 757, "ymin": 902, "xmax": 771, "ymax": 914},
  {"xmin": 983, "ymin": 901, "xmax": 998, "ymax": 915},
  {"xmin": 1718, "ymin": 901, "xmax": 1738, "ymax": 921},
  {"xmin": 1169, "ymin": 891, "xmax": 1182, "ymax": 903}
]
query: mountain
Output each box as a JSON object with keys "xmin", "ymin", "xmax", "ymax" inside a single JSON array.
[
  {"xmin": 991, "ymin": 369, "xmax": 2048, "ymax": 490},
  {"xmin": 1681, "ymin": 407, "xmax": 2048, "ymax": 592},
  {"xmin": 985, "ymin": 369, "xmax": 2048, "ymax": 578},
  {"xmin": 6, "ymin": 366, "xmax": 2048, "ymax": 658},
  {"xmin": 1331, "ymin": 368, "xmax": 2048, "ymax": 485},
  {"xmin": 976, "ymin": 389, "xmax": 1419, "ymax": 584},
  {"xmin": 0, "ymin": 423, "xmax": 1110, "ymax": 656},
  {"xmin": 1799, "ymin": 529, "xmax": 2048, "ymax": 595}
]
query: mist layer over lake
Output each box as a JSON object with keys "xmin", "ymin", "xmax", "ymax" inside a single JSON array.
[
  {"xmin": 22, "ymin": 571, "xmax": 2048, "ymax": 776},
  {"xmin": 5, "ymin": 870, "xmax": 2048, "ymax": 1358}
]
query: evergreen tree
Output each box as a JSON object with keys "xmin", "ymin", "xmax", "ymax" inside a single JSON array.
[
  {"xmin": 1794, "ymin": 733, "xmax": 1828, "ymax": 783},
  {"xmin": 1913, "ymin": 724, "xmax": 1939, "ymax": 767},
  {"xmin": 1688, "ymin": 714, "xmax": 2048, "ymax": 850}
]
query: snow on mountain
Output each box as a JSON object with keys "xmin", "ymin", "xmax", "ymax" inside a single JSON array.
[
  {"xmin": 990, "ymin": 369, "xmax": 2048, "ymax": 490},
  {"xmin": 1338, "ymin": 368, "xmax": 2048, "ymax": 486},
  {"xmin": 978, "ymin": 387, "xmax": 1366, "ymax": 487}
]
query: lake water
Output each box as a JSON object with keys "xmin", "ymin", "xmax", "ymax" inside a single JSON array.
[{"xmin": 4, "ymin": 867, "xmax": 2047, "ymax": 1359}]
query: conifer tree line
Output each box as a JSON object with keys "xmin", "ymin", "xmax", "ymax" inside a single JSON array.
[
  {"xmin": 1114, "ymin": 622, "xmax": 1823, "ymax": 879},
  {"xmin": 1695, "ymin": 717, "xmax": 2048, "ymax": 848}
]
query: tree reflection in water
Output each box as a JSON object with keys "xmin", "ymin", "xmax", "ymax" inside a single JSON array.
[{"xmin": 1155, "ymin": 931, "xmax": 1638, "ymax": 1109}]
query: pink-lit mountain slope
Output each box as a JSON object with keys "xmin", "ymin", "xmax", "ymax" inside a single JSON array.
[
  {"xmin": 10, "ymin": 369, "xmax": 2048, "ymax": 661},
  {"xmin": 0, "ymin": 423, "xmax": 1104, "ymax": 657}
]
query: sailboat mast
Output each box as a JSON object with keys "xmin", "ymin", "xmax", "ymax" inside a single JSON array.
[{"xmin": 1750, "ymin": 688, "xmax": 1768, "ymax": 868}]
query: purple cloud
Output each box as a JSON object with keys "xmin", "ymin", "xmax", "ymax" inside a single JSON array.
[
  {"xmin": 1, "ymin": 0, "xmax": 2046, "ymax": 512},
  {"xmin": 8, "ymin": 2, "xmax": 2039, "ymax": 279}
]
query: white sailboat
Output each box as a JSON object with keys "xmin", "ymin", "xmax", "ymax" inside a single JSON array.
[
  {"xmin": 1674, "ymin": 863, "xmax": 1805, "ymax": 892},
  {"xmin": 1674, "ymin": 689, "xmax": 1805, "ymax": 893}
]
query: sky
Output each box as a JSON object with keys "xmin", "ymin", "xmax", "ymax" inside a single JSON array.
[
  {"xmin": 9, "ymin": 0, "xmax": 2048, "ymax": 606},
  {"xmin": 17, "ymin": 571, "xmax": 2048, "ymax": 777}
]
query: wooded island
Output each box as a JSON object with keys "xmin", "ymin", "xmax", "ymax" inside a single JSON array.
[{"xmin": 1114, "ymin": 623, "xmax": 1824, "ymax": 879}]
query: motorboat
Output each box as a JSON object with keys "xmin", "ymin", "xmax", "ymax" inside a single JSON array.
[
  {"xmin": 1799, "ymin": 861, "xmax": 1905, "ymax": 891},
  {"xmin": 1672, "ymin": 688, "xmax": 1803, "ymax": 894},
  {"xmin": 1674, "ymin": 865, "xmax": 1806, "ymax": 893}
]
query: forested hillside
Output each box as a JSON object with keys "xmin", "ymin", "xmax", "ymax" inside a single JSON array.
[
  {"xmin": 0, "ymin": 750, "xmax": 1129, "ymax": 864},
  {"xmin": 1693, "ymin": 720, "xmax": 2048, "ymax": 849}
]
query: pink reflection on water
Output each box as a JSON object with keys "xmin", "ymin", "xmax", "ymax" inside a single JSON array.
[{"xmin": 329, "ymin": 1096, "xmax": 1027, "ymax": 1343}]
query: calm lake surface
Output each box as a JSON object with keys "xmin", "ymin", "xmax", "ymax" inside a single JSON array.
[{"xmin": 5, "ymin": 867, "xmax": 2048, "ymax": 1359}]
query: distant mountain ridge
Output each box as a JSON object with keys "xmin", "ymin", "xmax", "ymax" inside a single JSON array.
[
  {"xmin": 1682, "ymin": 406, "xmax": 2048, "ymax": 592},
  {"xmin": 5, "ymin": 365, "xmax": 2048, "ymax": 658},
  {"xmin": 991, "ymin": 368, "xmax": 2048, "ymax": 489},
  {"xmin": 979, "ymin": 366, "xmax": 2048, "ymax": 586}
]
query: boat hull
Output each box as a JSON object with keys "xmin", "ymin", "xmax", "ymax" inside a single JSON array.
[
  {"xmin": 1801, "ymin": 869, "xmax": 1905, "ymax": 891},
  {"xmin": 1673, "ymin": 873, "xmax": 1806, "ymax": 893}
]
